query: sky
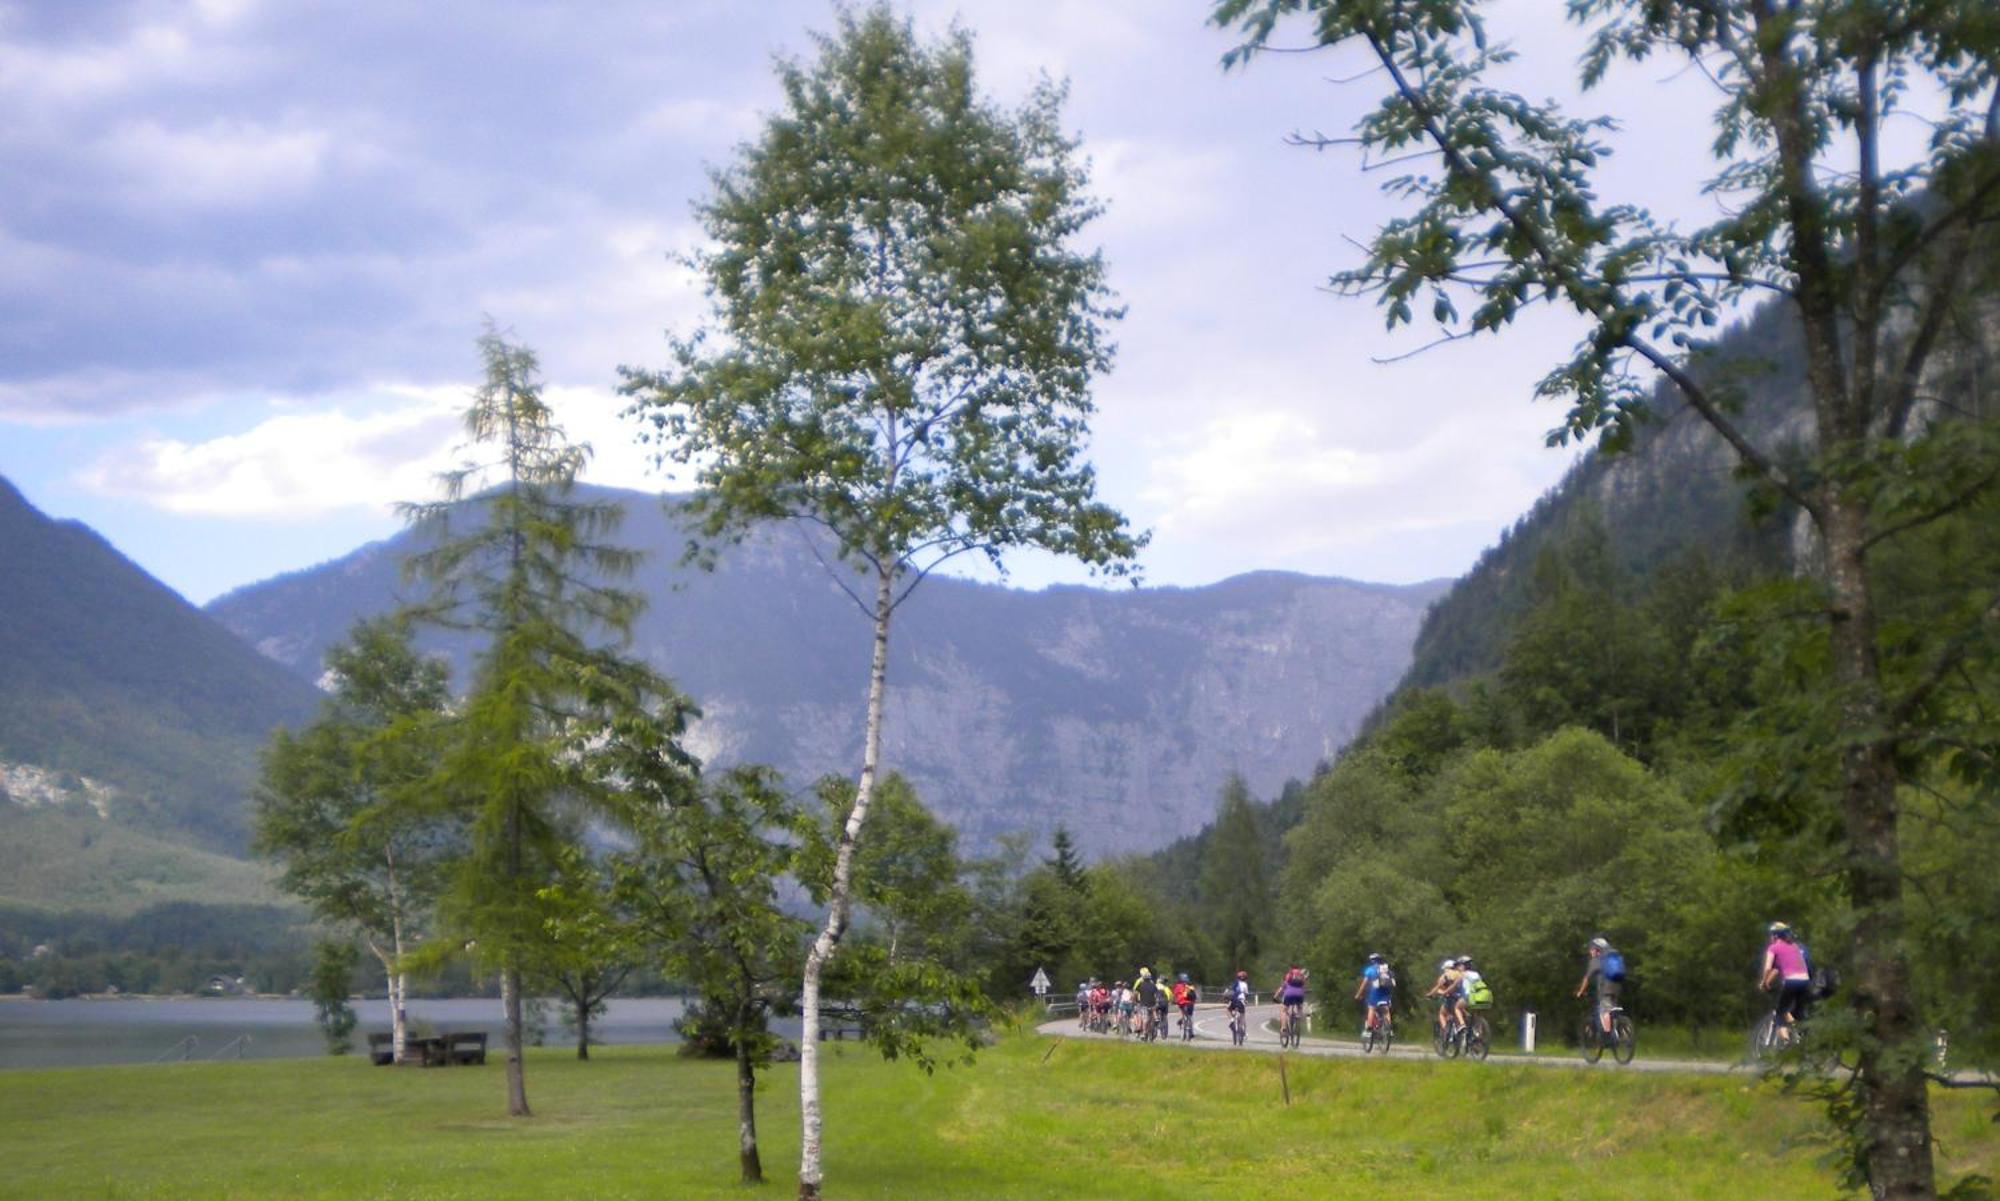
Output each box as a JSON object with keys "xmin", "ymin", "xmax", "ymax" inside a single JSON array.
[{"xmin": 0, "ymin": 0, "xmax": 1807, "ymax": 604}]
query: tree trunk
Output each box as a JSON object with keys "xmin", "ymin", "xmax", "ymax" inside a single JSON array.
[
  {"xmin": 1822, "ymin": 501, "xmax": 1935, "ymax": 1200},
  {"xmin": 391, "ymin": 969, "xmax": 407, "ymax": 1063},
  {"xmin": 368, "ymin": 940, "xmax": 407, "ymax": 1064},
  {"xmin": 575, "ymin": 994, "xmax": 590, "ymax": 1061},
  {"xmin": 390, "ymin": 905, "xmax": 408, "ymax": 1064},
  {"xmin": 502, "ymin": 965, "xmax": 531, "ymax": 1117},
  {"xmin": 798, "ymin": 566, "xmax": 895, "ymax": 1200},
  {"xmin": 737, "ymin": 1007, "xmax": 763, "ymax": 1185}
]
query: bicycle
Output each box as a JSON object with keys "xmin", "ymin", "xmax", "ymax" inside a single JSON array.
[
  {"xmin": 1178, "ymin": 1007, "xmax": 1196, "ymax": 1042},
  {"xmin": 1432, "ymin": 1004, "xmax": 1462, "ymax": 1059},
  {"xmin": 1749, "ymin": 1003, "xmax": 1811, "ymax": 1063},
  {"xmin": 1227, "ymin": 1004, "xmax": 1247, "ymax": 1046},
  {"xmin": 1580, "ymin": 1007, "xmax": 1635, "ymax": 1065},
  {"xmin": 1278, "ymin": 999, "xmax": 1304, "ymax": 1049},
  {"xmin": 1360, "ymin": 1002, "xmax": 1394, "ymax": 1054}
]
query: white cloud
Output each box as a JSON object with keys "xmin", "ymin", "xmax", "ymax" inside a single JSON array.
[
  {"xmin": 79, "ymin": 395, "xmax": 462, "ymax": 519},
  {"xmin": 1139, "ymin": 402, "xmax": 1569, "ymax": 573},
  {"xmin": 1090, "ymin": 138, "xmax": 1234, "ymax": 238},
  {"xmin": 99, "ymin": 117, "xmax": 340, "ymax": 208},
  {"xmin": 74, "ymin": 381, "xmax": 681, "ymax": 520}
]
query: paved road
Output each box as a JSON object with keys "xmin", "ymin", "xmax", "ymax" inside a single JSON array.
[
  {"xmin": 1042, "ymin": 1002, "xmax": 1761, "ymax": 1076},
  {"xmin": 1039, "ymin": 1003, "xmax": 1996, "ymax": 1089}
]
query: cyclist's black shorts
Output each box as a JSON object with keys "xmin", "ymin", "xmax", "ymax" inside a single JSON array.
[
  {"xmin": 1777, "ymin": 979, "xmax": 1812, "ymax": 1022},
  {"xmin": 1226, "ymin": 998, "xmax": 1245, "ymax": 1013}
]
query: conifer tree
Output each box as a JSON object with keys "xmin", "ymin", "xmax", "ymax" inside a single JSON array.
[
  {"xmin": 404, "ymin": 325, "xmax": 692, "ymax": 1117},
  {"xmin": 1199, "ymin": 775, "xmax": 1270, "ymax": 972}
]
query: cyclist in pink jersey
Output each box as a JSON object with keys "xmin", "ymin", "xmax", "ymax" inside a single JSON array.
[{"xmin": 1759, "ymin": 921, "xmax": 1812, "ymax": 1046}]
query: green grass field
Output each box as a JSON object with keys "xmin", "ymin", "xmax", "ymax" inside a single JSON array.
[{"xmin": 3, "ymin": 1032, "xmax": 1993, "ymax": 1199}]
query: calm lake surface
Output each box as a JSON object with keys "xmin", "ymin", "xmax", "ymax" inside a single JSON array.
[{"xmin": 0, "ymin": 996, "xmax": 693, "ymax": 1069}]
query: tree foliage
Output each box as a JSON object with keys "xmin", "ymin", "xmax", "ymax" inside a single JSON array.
[
  {"xmin": 1212, "ymin": 4, "xmax": 2000, "ymax": 1192},
  {"xmin": 254, "ymin": 617, "xmax": 453, "ymax": 1061},
  {"xmin": 620, "ymin": 9, "xmax": 1141, "ymax": 1194}
]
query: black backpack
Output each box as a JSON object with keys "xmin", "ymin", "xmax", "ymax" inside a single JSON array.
[{"xmin": 1801, "ymin": 944, "xmax": 1839, "ymax": 999}]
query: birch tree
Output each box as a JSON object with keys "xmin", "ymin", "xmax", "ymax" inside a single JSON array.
[
  {"xmin": 255, "ymin": 618, "xmax": 451, "ymax": 1065},
  {"xmin": 1211, "ymin": 3, "xmax": 2000, "ymax": 1195},
  {"xmin": 405, "ymin": 326, "xmax": 692, "ymax": 1117},
  {"xmin": 621, "ymin": 8, "xmax": 1142, "ymax": 1194}
]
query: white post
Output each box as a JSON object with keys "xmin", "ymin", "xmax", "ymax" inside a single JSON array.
[{"xmin": 1523, "ymin": 1011, "xmax": 1537, "ymax": 1053}]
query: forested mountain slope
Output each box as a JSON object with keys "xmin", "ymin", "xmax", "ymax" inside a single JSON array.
[
  {"xmin": 1402, "ymin": 300, "xmax": 1810, "ymax": 689},
  {"xmin": 0, "ymin": 476, "xmax": 320, "ymax": 854},
  {"xmin": 208, "ymin": 487, "xmax": 1449, "ymax": 857}
]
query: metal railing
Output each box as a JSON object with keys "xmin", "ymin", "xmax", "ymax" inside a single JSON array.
[
  {"xmin": 211, "ymin": 1034, "xmax": 252, "ymax": 1060},
  {"xmin": 153, "ymin": 1035, "xmax": 199, "ymax": 1062}
]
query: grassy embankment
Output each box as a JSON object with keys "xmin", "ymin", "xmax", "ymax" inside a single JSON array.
[{"xmin": 3, "ymin": 1031, "xmax": 1994, "ymax": 1199}]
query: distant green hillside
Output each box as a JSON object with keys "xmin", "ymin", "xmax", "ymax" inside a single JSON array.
[
  {"xmin": 0, "ymin": 805, "xmax": 281, "ymax": 916},
  {"xmin": 0, "ymin": 476, "xmax": 321, "ymax": 851}
]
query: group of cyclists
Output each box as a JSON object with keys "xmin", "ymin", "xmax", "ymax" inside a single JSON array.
[
  {"xmin": 1068, "ymin": 920, "xmax": 1821, "ymax": 1063},
  {"xmin": 1076, "ymin": 967, "xmax": 1203, "ymax": 1042}
]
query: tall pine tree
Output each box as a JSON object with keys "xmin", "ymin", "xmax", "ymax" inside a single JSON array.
[{"xmin": 403, "ymin": 326, "xmax": 691, "ymax": 1117}]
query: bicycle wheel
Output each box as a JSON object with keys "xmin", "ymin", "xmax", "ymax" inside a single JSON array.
[
  {"xmin": 1580, "ymin": 1018, "xmax": 1604, "ymax": 1064},
  {"xmin": 1466, "ymin": 1015, "xmax": 1490, "ymax": 1061},
  {"xmin": 1233, "ymin": 1015, "xmax": 1245, "ymax": 1046},
  {"xmin": 1381, "ymin": 1014, "xmax": 1393, "ymax": 1054},
  {"xmin": 1443, "ymin": 1022, "xmax": 1463, "ymax": 1059},
  {"xmin": 1433, "ymin": 1021, "xmax": 1450, "ymax": 1058},
  {"xmin": 1748, "ymin": 1013, "xmax": 1776, "ymax": 1062},
  {"xmin": 1611, "ymin": 1014, "xmax": 1635, "ymax": 1064}
]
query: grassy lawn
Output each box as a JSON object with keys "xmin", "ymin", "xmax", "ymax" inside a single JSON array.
[{"xmin": 3, "ymin": 1032, "xmax": 1993, "ymax": 1199}]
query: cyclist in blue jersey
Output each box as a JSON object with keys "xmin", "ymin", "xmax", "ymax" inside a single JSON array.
[{"xmin": 1353, "ymin": 952, "xmax": 1395, "ymax": 1040}]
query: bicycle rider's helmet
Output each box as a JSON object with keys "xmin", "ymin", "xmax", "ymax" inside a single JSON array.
[
  {"xmin": 1767, "ymin": 921, "xmax": 1793, "ymax": 939},
  {"xmin": 1366, "ymin": 952, "xmax": 1384, "ymax": 964},
  {"xmin": 1457, "ymin": 957, "xmax": 1476, "ymax": 969},
  {"xmin": 1236, "ymin": 970, "xmax": 1248, "ymax": 980},
  {"xmin": 1177, "ymin": 973, "xmax": 1189, "ymax": 983},
  {"xmin": 1589, "ymin": 936, "xmax": 1610, "ymax": 951},
  {"xmin": 1439, "ymin": 958, "xmax": 1455, "ymax": 972}
]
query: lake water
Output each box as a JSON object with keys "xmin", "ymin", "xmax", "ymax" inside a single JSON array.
[{"xmin": 0, "ymin": 996, "xmax": 693, "ymax": 1069}]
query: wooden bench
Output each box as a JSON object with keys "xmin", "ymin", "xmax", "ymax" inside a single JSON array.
[
  {"xmin": 447, "ymin": 1032, "xmax": 488, "ymax": 1065},
  {"xmin": 367, "ymin": 1032, "xmax": 395, "ymax": 1066}
]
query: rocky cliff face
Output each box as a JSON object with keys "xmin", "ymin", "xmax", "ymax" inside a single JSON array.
[{"xmin": 208, "ymin": 488, "xmax": 1448, "ymax": 857}]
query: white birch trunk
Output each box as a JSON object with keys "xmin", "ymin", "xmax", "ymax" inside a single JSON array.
[
  {"xmin": 367, "ymin": 937, "xmax": 404, "ymax": 1062},
  {"xmin": 797, "ymin": 565, "xmax": 895, "ymax": 1200},
  {"xmin": 386, "ymin": 852, "xmax": 409, "ymax": 1063}
]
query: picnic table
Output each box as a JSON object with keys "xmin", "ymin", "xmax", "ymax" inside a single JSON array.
[{"xmin": 367, "ymin": 1031, "xmax": 488, "ymax": 1067}]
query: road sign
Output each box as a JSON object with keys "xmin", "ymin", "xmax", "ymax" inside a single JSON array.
[{"xmin": 1030, "ymin": 967, "xmax": 1050, "ymax": 996}]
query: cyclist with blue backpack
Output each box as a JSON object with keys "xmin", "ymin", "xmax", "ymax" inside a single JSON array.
[{"xmin": 1575, "ymin": 936, "xmax": 1625, "ymax": 1044}]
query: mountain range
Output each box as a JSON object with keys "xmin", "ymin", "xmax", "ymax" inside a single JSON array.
[{"xmin": 206, "ymin": 489, "xmax": 1450, "ymax": 858}]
